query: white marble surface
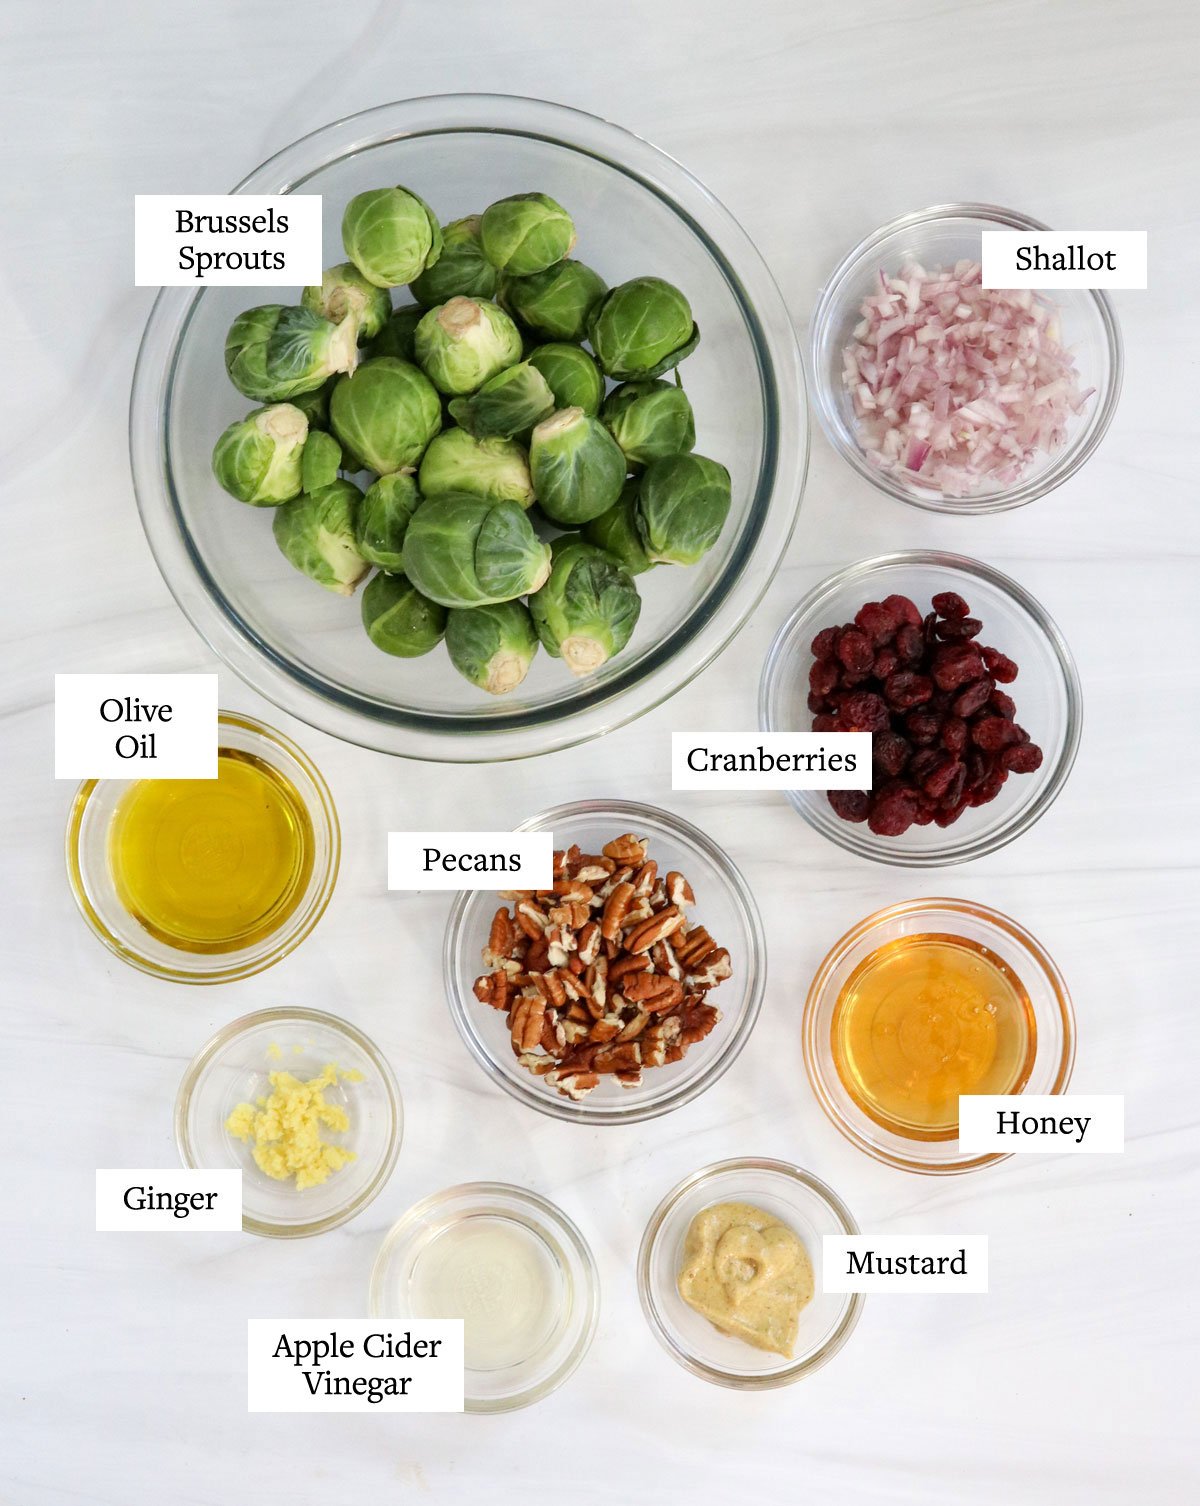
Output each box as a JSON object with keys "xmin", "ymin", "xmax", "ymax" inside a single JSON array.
[{"xmin": 3, "ymin": 1, "xmax": 1198, "ymax": 1501}]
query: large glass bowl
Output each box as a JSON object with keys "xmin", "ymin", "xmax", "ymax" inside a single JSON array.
[{"xmin": 130, "ymin": 95, "xmax": 807, "ymax": 761}]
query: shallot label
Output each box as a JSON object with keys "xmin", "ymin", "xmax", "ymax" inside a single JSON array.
[{"xmin": 981, "ymin": 231, "xmax": 1146, "ymax": 289}]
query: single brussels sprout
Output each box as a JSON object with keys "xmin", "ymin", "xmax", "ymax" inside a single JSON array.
[
  {"xmin": 529, "ymin": 537, "xmax": 641, "ymax": 677},
  {"xmin": 447, "ymin": 361, "xmax": 555, "ymax": 440},
  {"xmin": 290, "ymin": 377, "xmax": 337, "ymax": 430},
  {"xmin": 418, "ymin": 427, "xmax": 534, "ymax": 509},
  {"xmin": 361, "ymin": 571, "xmax": 446, "ymax": 657},
  {"xmin": 529, "ymin": 407, "xmax": 626, "ymax": 526},
  {"xmin": 355, "ymin": 472, "xmax": 422, "ymax": 572},
  {"xmin": 368, "ymin": 305, "xmax": 423, "ymax": 362},
  {"xmin": 341, "ymin": 185, "xmax": 442, "ymax": 288},
  {"xmin": 224, "ymin": 305, "xmax": 358, "ymax": 402},
  {"xmin": 409, "ymin": 215, "xmax": 498, "ymax": 307},
  {"xmin": 329, "ymin": 357, "xmax": 441, "ymax": 475},
  {"xmin": 272, "ymin": 479, "xmax": 369, "ymax": 596},
  {"xmin": 211, "ymin": 403, "xmax": 307, "ymax": 507},
  {"xmin": 581, "ymin": 480, "xmax": 654, "ymax": 575},
  {"xmin": 501, "ymin": 260, "xmax": 606, "ymax": 342},
  {"xmin": 403, "ymin": 494, "xmax": 551, "ymax": 608},
  {"xmin": 446, "ymin": 600, "xmax": 539, "ymax": 695},
  {"xmin": 300, "ymin": 429, "xmax": 343, "ymax": 493},
  {"xmin": 414, "ymin": 296, "xmax": 522, "ymax": 395},
  {"xmin": 587, "ymin": 277, "xmax": 699, "ymax": 380},
  {"xmin": 479, "ymin": 193, "xmax": 576, "ymax": 277},
  {"xmin": 526, "ymin": 342, "xmax": 604, "ymax": 416},
  {"xmin": 636, "ymin": 453, "xmax": 731, "ymax": 566},
  {"xmin": 601, "ymin": 379, "xmax": 696, "ymax": 468},
  {"xmin": 301, "ymin": 262, "xmax": 391, "ymax": 345}
]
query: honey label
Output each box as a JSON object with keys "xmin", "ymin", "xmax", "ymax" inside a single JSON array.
[
  {"xmin": 823, "ymin": 1235, "xmax": 988, "ymax": 1293},
  {"xmin": 386, "ymin": 831, "xmax": 554, "ymax": 890},
  {"xmin": 247, "ymin": 1320, "xmax": 464, "ymax": 1413},
  {"xmin": 55, "ymin": 673, "xmax": 217, "ymax": 779},
  {"xmin": 958, "ymin": 1094, "xmax": 1124, "ymax": 1154},
  {"xmin": 671, "ymin": 732, "xmax": 872, "ymax": 790},
  {"xmin": 96, "ymin": 1169, "xmax": 241, "ymax": 1232},
  {"xmin": 134, "ymin": 195, "xmax": 323, "ymax": 286}
]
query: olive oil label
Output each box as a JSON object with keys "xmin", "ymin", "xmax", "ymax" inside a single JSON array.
[
  {"xmin": 981, "ymin": 231, "xmax": 1146, "ymax": 289},
  {"xmin": 822, "ymin": 1236, "xmax": 988, "ymax": 1293},
  {"xmin": 958, "ymin": 1094, "xmax": 1124, "ymax": 1154},
  {"xmin": 55, "ymin": 673, "xmax": 217, "ymax": 779},
  {"xmin": 134, "ymin": 195, "xmax": 323, "ymax": 286},
  {"xmin": 387, "ymin": 832, "xmax": 554, "ymax": 890},
  {"xmin": 671, "ymin": 732, "xmax": 873, "ymax": 789},
  {"xmin": 96, "ymin": 1170, "xmax": 241, "ymax": 1232},
  {"xmin": 248, "ymin": 1320, "xmax": 464, "ymax": 1413}
]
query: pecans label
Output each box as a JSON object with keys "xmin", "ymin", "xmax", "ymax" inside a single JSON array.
[{"xmin": 386, "ymin": 832, "xmax": 554, "ymax": 890}]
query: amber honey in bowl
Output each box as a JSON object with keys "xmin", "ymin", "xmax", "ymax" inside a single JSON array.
[
  {"xmin": 107, "ymin": 747, "xmax": 315, "ymax": 954},
  {"xmin": 830, "ymin": 932, "xmax": 1036, "ymax": 1141}
]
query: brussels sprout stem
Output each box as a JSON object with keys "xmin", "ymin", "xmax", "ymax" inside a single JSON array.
[
  {"xmin": 560, "ymin": 636, "xmax": 607, "ymax": 675},
  {"xmin": 329, "ymin": 315, "xmax": 360, "ymax": 378},
  {"xmin": 485, "ymin": 651, "xmax": 530, "ymax": 694},
  {"xmin": 259, "ymin": 405, "xmax": 308, "ymax": 447}
]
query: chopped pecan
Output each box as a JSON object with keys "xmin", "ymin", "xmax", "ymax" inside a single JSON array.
[
  {"xmin": 620, "ymin": 973, "xmax": 684, "ymax": 1013},
  {"xmin": 603, "ymin": 834, "xmax": 648, "ymax": 865},
  {"xmin": 625, "ymin": 905, "xmax": 683, "ymax": 954},
  {"xmin": 484, "ymin": 907, "xmax": 516, "ymax": 966},
  {"xmin": 601, "ymin": 881, "xmax": 635, "ymax": 940}
]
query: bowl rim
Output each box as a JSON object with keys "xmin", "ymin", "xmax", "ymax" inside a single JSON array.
[
  {"xmin": 175, "ymin": 1005, "xmax": 403, "ymax": 1237},
  {"xmin": 801, "ymin": 897, "xmax": 1077, "ymax": 1174},
  {"xmin": 758, "ymin": 549, "xmax": 1084, "ymax": 866},
  {"xmin": 64, "ymin": 709, "xmax": 341, "ymax": 983},
  {"xmin": 808, "ymin": 201, "xmax": 1124, "ymax": 514},
  {"xmin": 367, "ymin": 1179, "xmax": 600, "ymax": 1413},
  {"xmin": 129, "ymin": 92, "xmax": 808, "ymax": 762},
  {"xmin": 443, "ymin": 797, "xmax": 767, "ymax": 1124},
  {"xmin": 636, "ymin": 1157, "xmax": 865, "ymax": 1388}
]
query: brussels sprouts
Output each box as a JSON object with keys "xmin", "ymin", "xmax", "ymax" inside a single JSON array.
[
  {"xmin": 418, "ymin": 428, "xmax": 534, "ymax": 509},
  {"xmin": 529, "ymin": 538, "xmax": 641, "ymax": 676},
  {"xmin": 446, "ymin": 600, "xmax": 539, "ymax": 695},
  {"xmin": 341, "ymin": 185, "xmax": 442, "ymax": 288},
  {"xmin": 329, "ymin": 357, "xmax": 441, "ymax": 475},
  {"xmin": 529, "ymin": 408, "xmax": 626, "ymax": 526},
  {"xmin": 290, "ymin": 377, "xmax": 337, "ymax": 431},
  {"xmin": 361, "ymin": 571, "xmax": 446, "ymax": 657},
  {"xmin": 525, "ymin": 342, "xmax": 604, "ymax": 416},
  {"xmin": 479, "ymin": 193, "xmax": 575, "ymax": 277},
  {"xmin": 403, "ymin": 495, "xmax": 551, "ymax": 608},
  {"xmin": 301, "ymin": 263, "xmax": 391, "ymax": 345},
  {"xmin": 587, "ymin": 276, "xmax": 699, "ymax": 380},
  {"xmin": 355, "ymin": 472, "xmax": 422, "ymax": 572},
  {"xmin": 501, "ymin": 260, "xmax": 606, "ymax": 342},
  {"xmin": 368, "ymin": 305, "xmax": 423, "ymax": 362},
  {"xmin": 272, "ymin": 479, "xmax": 368, "ymax": 596},
  {"xmin": 300, "ymin": 429, "xmax": 343, "ymax": 494},
  {"xmin": 581, "ymin": 481, "xmax": 654, "ymax": 576},
  {"xmin": 409, "ymin": 215, "xmax": 498, "ymax": 307},
  {"xmin": 636, "ymin": 453, "xmax": 731, "ymax": 566},
  {"xmin": 225, "ymin": 305, "xmax": 358, "ymax": 402},
  {"xmin": 447, "ymin": 361, "xmax": 555, "ymax": 440},
  {"xmin": 414, "ymin": 297, "xmax": 522, "ymax": 395},
  {"xmin": 211, "ymin": 403, "xmax": 307, "ymax": 507},
  {"xmin": 601, "ymin": 379, "xmax": 696, "ymax": 468}
]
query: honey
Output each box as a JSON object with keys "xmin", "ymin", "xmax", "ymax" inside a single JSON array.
[
  {"xmin": 830, "ymin": 933, "xmax": 1036, "ymax": 1140},
  {"xmin": 107, "ymin": 748, "xmax": 314, "ymax": 953}
]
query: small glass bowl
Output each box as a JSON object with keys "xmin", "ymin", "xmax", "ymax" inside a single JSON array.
[
  {"xmin": 444, "ymin": 799, "xmax": 766, "ymax": 1124},
  {"xmin": 638, "ymin": 1159, "xmax": 863, "ymax": 1389},
  {"xmin": 176, "ymin": 1007, "xmax": 402, "ymax": 1236},
  {"xmin": 65, "ymin": 711, "xmax": 340, "ymax": 983},
  {"xmin": 369, "ymin": 1182, "xmax": 599, "ymax": 1413},
  {"xmin": 803, "ymin": 899, "xmax": 1075, "ymax": 1175},
  {"xmin": 809, "ymin": 203, "xmax": 1123, "ymax": 513},
  {"xmin": 759, "ymin": 551, "xmax": 1082, "ymax": 866}
]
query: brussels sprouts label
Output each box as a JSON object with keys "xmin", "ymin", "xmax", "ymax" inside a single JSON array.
[
  {"xmin": 671, "ymin": 732, "xmax": 873, "ymax": 790},
  {"xmin": 134, "ymin": 195, "xmax": 323, "ymax": 286},
  {"xmin": 248, "ymin": 1320, "xmax": 464, "ymax": 1412},
  {"xmin": 958, "ymin": 1095, "xmax": 1125, "ymax": 1154},
  {"xmin": 822, "ymin": 1236, "xmax": 989, "ymax": 1293},
  {"xmin": 54, "ymin": 673, "xmax": 217, "ymax": 778},
  {"xmin": 981, "ymin": 231, "xmax": 1146, "ymax": 288},
  {"xmin": 387, "ymin": 832, "xmax": 553, "ymax": 890},
  {"xmin": 96, "ymin": 1169, "xmax": 241, "ymax": 1232}
]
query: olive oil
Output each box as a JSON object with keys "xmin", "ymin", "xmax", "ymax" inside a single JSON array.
[
  {"xmin": 107, "ymin": 748, "xmax": 314, "ymax": 953},
  {"xmin": 831, "ymin": 933, "xmax": 1036, "ymax": 1140}
]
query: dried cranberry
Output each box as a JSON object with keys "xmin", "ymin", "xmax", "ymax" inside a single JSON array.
[
  {"xmin": 918, "ymin": 752, "xmax": 959, "ymax": 799},
  {"xmin": 981, "ymin": 645, "xmax": 1018, "ymax": 683},
  {"xmin": 909, "ymin": 748, "xmax": 943, "ymax": 784},
  {"xmin": 938, "ymin": 763, "xmax": 967, "ymax": 808},
  {"xmin": 1011, "ymin": 723, "xmax": 1031, "ymax": 744},
  {"xmin": 812, "ymin": 713, "xmax": 838, "ymax": 732},
  {"xmin": 895, "ymin": 623, "xmax": 924, "ymax": 664},
  {"xmin": 906, "ymin": 709, "xmax": 943, "ymax": 746},
  {"xmin": 912, "ymin": 805, "xmax": 935, "ymax": 826},
  {"xmin": 807, "ymin": 691, "xmax": 828, "ymax": 713},
  {"xmin": 809, "ymin": 658, "xmax": 839, "ymax": 697},
  {"xmin": 932, "ymin": 645, "xmax": 985, "ymax": 692},
  {"xmin": 873, "ymin": 647, "xmax": 898, "ymax": 680},
  {"xmin": 952, "ymin": 678, "xmax": 993, "ymax": 717},
  {"xmin": 839, "ymin": 691, "xmax": 891, "ymax": 732},
  {"xmin": 835, "ymin": 627, "xmax": 874, "ymax": 675},
  {"xmin": 989, "ymin": 689, "xmax": 1017, "ymax": 720},
  {"xmin": 969, "ymin": 769, "xmax": 1008, "ymax": 806},
  {"xmin": 935, "ymin": 616, "xmax": 982, "ymax": 642},
  {"xmin": 1001, "ymin": 743, "xmax": 1044, "ymax": 774},
  {"xmin": 884, "ymin": 671, "xmax": 934, "ymax": 710},
  {"xmin": 882, "ymin": 593, "xmax": 923, "ymax": 627},
  {"xmin": 840, "ymin": 667, "xmax": 871, "ymax": 688},
  {"xmin": 810, "ymin": 626, "xmax": 839, "ymax": 659},
  {"xmin": 934, "ymin": 800, "xmax": 968, "ymax": 827},
  {"xmin": 941, "ymin": 717, "xmax": 969, "ymax": 755},
  {"xmin": 855, "ymin": 601, "xmax": 899, "ymax": 645},
  {"xmin": 973, "ymin": 716, "xmax": 1020, "ymax": 751},
  {"xmin": 873, "ymin": 730, "xmax": 912, "ymax": 777},
  {"xmin": 965, "ymin": 748, "xmax": 991, "ymax": 788},
  {"xmin": 868, "ymin": 786, "xmax": 919, "ymax": 836},
  {"xmin": 922, "ymin": 610, "xmax": 939, "ymax": 646},
  {"xmin": 828, "ymin": 789, "xmax": 870, "ymax": 823},
  {"xmin": 932, "ymin": 590, "xmax": 970, "ymax": 619}
]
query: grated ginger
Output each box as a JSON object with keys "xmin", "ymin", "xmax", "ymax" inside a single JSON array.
[{"xmin": 225, "ymin": 1062, "xmax": 360, "ymax": 1190}]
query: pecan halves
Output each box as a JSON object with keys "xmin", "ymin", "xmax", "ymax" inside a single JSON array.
[
  {"xmin": 625, "ymin": 905, "xmax": 683, "ymax": 954},
  {"xmin": 510, "ymin": 992, "xmax": 547, "ymax": 1053}
]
